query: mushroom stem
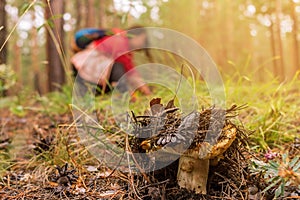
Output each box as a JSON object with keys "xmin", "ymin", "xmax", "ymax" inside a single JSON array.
[
  {"xmin": 177, "ymin": 155, "xmax": 209, "ymax": 194},
  {"xmin": 176, "ymin": 125, "xmax": 237, "ymax": 194}
]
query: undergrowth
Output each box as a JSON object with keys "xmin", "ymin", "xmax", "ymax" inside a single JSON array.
[{"xmin": 1, "ymin": 72, "xmax": 300, "ymax": 199}]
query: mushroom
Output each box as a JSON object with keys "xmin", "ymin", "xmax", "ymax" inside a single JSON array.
[
  {"xmin": 132, "ymin": 98, "xmax": 238, "ymax": 194},
  {"xmin": 177, "ymin": 123, "xmax": 237, "ymax": 194}
]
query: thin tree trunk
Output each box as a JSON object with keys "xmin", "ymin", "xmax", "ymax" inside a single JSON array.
[
  {"xmin": 75, "ymin": 0, "xmax": 82, "ymax": 30},
  {"xmin": 0, "ymin": 0, "xmax": 7, "ymax": 96},
  {"xmin": 86, "ymin": 0, "xmax": 96, "ymax": 27},
  {"xmin": 275, "ymin": 0, "xmax": 285, "ymax": 80},
  {"xmin": 45, "ymin": 0, "xmax": 66, "ymax": 92},
  {"xmin": 31, "ymin": 12, "xmax": 42, "ymax": 94},
  {"xmin": 291, "ymin": 0, "xmax": 300, "ymax": 73},
  {"xmin": 270, "ymin": 23, "xmax": 279, "ymax": 76},
  {"xmin": 98, "ymin": 0, "xmax": 107, "ymax": 28},
  {"xmin": 0, "ymin": 0, "xmax": 7, "ymax": 65}
]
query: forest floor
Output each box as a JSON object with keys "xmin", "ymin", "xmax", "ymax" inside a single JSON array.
[{"xmin": 0, "ymin": 79, "xmax": 300, "ymax": 199}]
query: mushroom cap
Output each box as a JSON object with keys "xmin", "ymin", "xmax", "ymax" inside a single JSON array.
[
  {"xmin": 184, "ymin": 123, "xmax": 237, "ymax": 159},
  {"xmin": 140, "ymin": 123, "xmax": 237, "ymax": 163},
  {"xmin": 133, "ymin": 99, "xmax": 238, "ymax": 162}
]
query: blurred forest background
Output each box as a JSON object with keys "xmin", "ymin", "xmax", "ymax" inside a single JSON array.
[{"xmin": 0, "ymin": 0, "xmax": 299, "ymax": 95}]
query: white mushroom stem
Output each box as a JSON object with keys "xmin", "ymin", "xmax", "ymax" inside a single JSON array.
[
  {"xmin": 176, "ymin": 124, "xmax": 237, "ymax": 194},
  {"xmin": 177, "ymin": 155, "xmax": 209, "ymax": 194}
]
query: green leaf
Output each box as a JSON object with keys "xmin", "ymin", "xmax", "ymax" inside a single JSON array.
[
  {"xmin": 37, "ymin": 24, "xmax": 45, "ymax": 32},
  {"xmin": 292, "ymin": 159, "xmax": 300, "ymax": 171},
  {"xmin": 262, "ymin": 177, "xmax": 281, "ymax": 193},
  {"xmin": 49, "ymin": 14, "xmax": 63, "ymax": 21},
  {"xmin": 10, "ymin": 105, "xmax": 26, "ymax": 117},
  {"xmin": 274, "ymin": 182, "xmax": 285, "ymax": 198},
  {"xmin": 269, "ymin": 161, "xmax": 280, "ymax": 169},
  {"xmin": 20, "ymin": 3, "xmax": 31, "ymax": 15},
  {"xmin": 45, "ymin": 19, "xmax": 54, "ymax": 29},
  {"xmin": 44, "ymin": 14, "xmax": 63, "ymax": 29},
  {"xmin": 282, "ymin": 153, "xmax": 288, "ymax": 163},
  {"xmin": 289, "ymin": 156, "xmax": 300, "ymax": 169},
  {"xmin": 267, "ymin": 175, "xmax": 281, "ymax": 184},
  {"xmin": 252, "ymin": 159, "xmax": 268, "ymax": 168}
]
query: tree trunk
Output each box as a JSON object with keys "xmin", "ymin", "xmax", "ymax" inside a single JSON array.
[
  {"xmin": 270, "ymin": 22, "xmax": 279, "ymax": 76},
  {"xmin": 275, "ymin": 0, "xmax": 285, "ymax": 80},
  {"xmin": 31, "ymin": 11, "xmax": 42, "ymax": 94},
  {"xmin": 86, "ymin": 0, "xmax": 96, "ymax": 27},
  {"xmin": 0, "ymin": 0, "xmax": 7, "ymax": 96},
  {"xmin": 45, "ymin": 0, "xmax": 66, "ymax": 92},
  {"xmin": 98, "ymin": 0, "xmax": 107, "ymax": 28},
  {"xmin": 290, "ymin": 0, "xmax": 300, "ymax": 74},
  {"xmin": 0, "ymin": 0, "xmax": 7, "ymax": 64},
  {"xmin": 75, "ymin": 0, "xmax": 82, "ymax": 30}
]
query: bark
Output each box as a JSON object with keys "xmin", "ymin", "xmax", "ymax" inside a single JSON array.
[
  {"xmin": 0, "ymin": 0, "xmax": 7, "ymax": 64},
  {"xmin": 275, "ymin": 0, "xmax": 285, "ymax": 79},
  {"xmin": 0, "ymin": 0, "xmax": 7, "ymax": 96},
  {"xmin": 31, "ymin": 12, "xmax": 42, "ymax": 94},
  {"xmin": 75, "ymin": 0, "xmax": 82, "ymax": 30},
  {"xmin": 86, "ymin": 0, "xmax": 96, "ymax": 27},
  {"xmin": 98, "ymin": 0, "xmax": 107, "ymax": 28},
  {"xmin": 45, "ymin": 0, "xmax": 66, "ymax": 92}
]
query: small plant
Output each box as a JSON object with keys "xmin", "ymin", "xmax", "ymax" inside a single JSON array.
[
  {"xmin": 36, "ymin": 85, "xmax": 72, "ymax": 115},
  {"xmin": 0, "ymin": 64, "xmax": 16, "ymax": 95},
  {"xmin": 251, "ymin": 152, "xmax": 300, "ymax": 198},
  {"xmin": 9, "ymin": 105, "xmax": 26, "ymax": 117}
]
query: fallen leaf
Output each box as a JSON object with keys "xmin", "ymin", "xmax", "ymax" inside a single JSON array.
[
  {"xmin": 165, "ymin": 99, "xmax": 175, "ymax": 109},
  {"xmin": 86, "ymin": 165, "xmax": 98, "ymax": 172}
]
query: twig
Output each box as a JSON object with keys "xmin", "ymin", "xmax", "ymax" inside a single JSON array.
[
  {"xmin": 125, "ymin": 134, "xmax": 143, "ymax": 200},
  {"xmin": 104, "ymin": 150, "xmax": 125, "ymax": 179},
  {"xmin": 172, "ymin": 64, "xmax": 184, "ymax": 101},
  {"xmin": 62, "ymin": 191, "xmax": 70, "ymax": 199},
  {"xmin": 125, "ymin": 135, "xmax": 151, "ymax": 183},
  {"xmin": 139, "ymin": 179, "xmax": 169, "ymax": 190},
  {"xmin": 209, "ymin": 196, "xmax": 233, "ymax": 199},
  {"xmin": 215, "ymin": 172, "xmax": 245, "ymax": 200}
]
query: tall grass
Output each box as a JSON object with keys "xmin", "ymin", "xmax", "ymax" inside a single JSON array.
[{"xmin": 224, "ymin": 71, "xmax": 300, "ymax": 149}]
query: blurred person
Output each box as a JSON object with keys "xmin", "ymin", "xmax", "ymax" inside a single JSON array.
[{"xmin": 71, "ymin": 26, "xmax": 152, "ymax": 97}]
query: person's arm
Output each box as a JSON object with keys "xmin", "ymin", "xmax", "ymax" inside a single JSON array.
[{"xmin": 116, "ymin": 54, "xmax": 151, "ymax": 95}]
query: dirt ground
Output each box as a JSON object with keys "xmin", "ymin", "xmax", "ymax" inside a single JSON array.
[{"xmin": 0, "ymin": 107, "xmax": 299, "ymax": 200}]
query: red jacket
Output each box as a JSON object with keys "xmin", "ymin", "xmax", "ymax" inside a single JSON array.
[
  {"xmin": 92, "ymin": 34, "xmax": 135, "ymax": 73},
  {"xmin": 92, "ymin": 33, "xmax": 144, "ymax": 89}
]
